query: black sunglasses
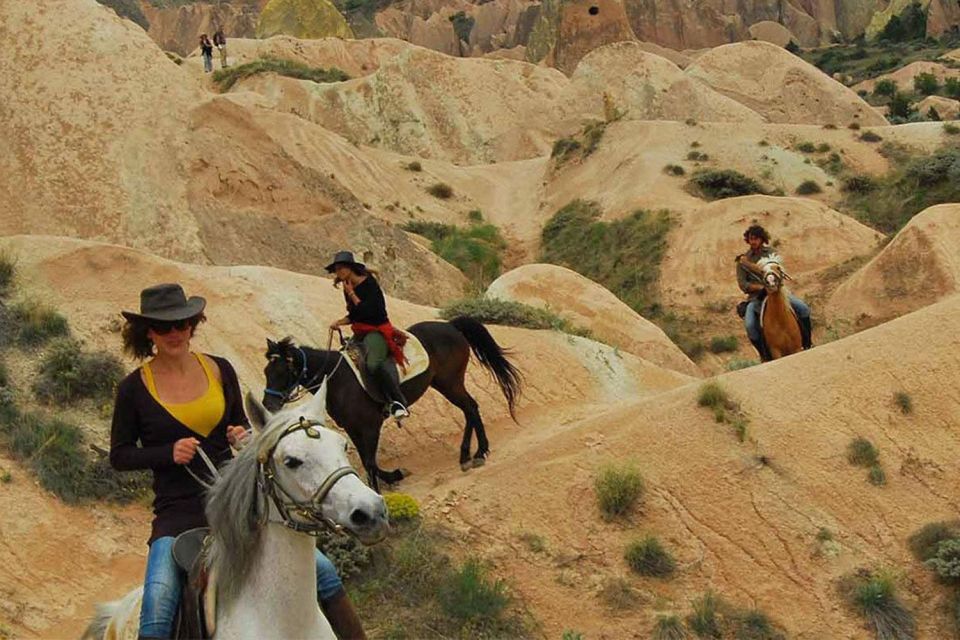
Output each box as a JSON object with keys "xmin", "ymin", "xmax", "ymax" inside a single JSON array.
[{"xmin": 149, "ymin": 317, "xmax": 199, "ymax": 335}]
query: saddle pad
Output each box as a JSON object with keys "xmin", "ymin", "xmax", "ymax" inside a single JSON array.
[{"xmin": 344, "ymin": 329, "xmax": 429, "ymax": 396}]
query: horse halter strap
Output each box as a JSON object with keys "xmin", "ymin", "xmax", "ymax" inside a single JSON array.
[{"xmin": 257, "ymin": 417, "xmax": 359, "ymax": 536}]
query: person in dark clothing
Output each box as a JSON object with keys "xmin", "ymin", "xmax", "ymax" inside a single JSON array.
[
  {"xmin": 326, "ymin": 251, "xmax": 411, "ymax": 420},
  {"xmin": 213, "ymin": 28, "xmax": 228, "ymax": 69},
  {"xmin": 735, "ymin": 225, "xmax": 813, "ymax": 361},
  {"xmin": 199, "ymin": 33, "xmax": 214, "ymax": 73},
  {"xmin": 111, "ymin": 283, "xmax": 365, "ymax": 640}
]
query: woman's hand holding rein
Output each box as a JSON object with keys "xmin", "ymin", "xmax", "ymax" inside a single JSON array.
[{"xmin": 173, "ymin": 437, "xmax": 200, "ymax": 464}]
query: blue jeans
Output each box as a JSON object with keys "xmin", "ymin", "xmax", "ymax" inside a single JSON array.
[
  {"xmin": 140, "ymin": 537, "xmax": 344, "ymax": 638},
  {"xmin": 744, "ymin": 295, "xmax": 810, "ymax": 342}
]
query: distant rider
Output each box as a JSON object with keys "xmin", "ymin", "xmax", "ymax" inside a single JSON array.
[{"xmin": 735, "ymin": 225, "xmax": 812, "ymax": 361}]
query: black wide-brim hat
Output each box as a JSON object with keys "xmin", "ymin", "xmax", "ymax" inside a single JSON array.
[
  {"xmin": 121, "ymin": 283, "xmax": 206, "ymax": 322},
  {"xmin": 325, "ymin": 250, "xmax": 365, "ymax": 273}
]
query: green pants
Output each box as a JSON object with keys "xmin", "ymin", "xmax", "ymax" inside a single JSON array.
[{"xmin": 363, "ymin": 332, "xmax": 388, "ymax": 373}]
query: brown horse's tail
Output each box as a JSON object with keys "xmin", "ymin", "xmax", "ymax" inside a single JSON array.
[{"xmin": 449, "ymin": 316, "xmax": 523, "ymax": 420}]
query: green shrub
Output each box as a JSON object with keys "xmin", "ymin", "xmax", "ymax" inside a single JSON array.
[
  {"xmin": 448, "ymin": 10, "xmax": 475, "ymax": 42},
  {"xmin": 562, "ymin": 631, "xmax": 584, "ymax": 640},
  {"xmin": 945, "ymin": 77, "xmax": 960, "ymax": 99},
  {"xmin": 849, "ymin": 121, "xmax": 862, "ymax": 130},
  {"xmin": 874, "ymin": 79, "xmax": 898, "ymax": 97},
  {"xmin": 817, "ymin": 528, "xmax": 834, "ymax": 542},
  {"xmin": 439, "ymin": 297, "xmax": 589, "ymax": 336},
  {"xmin": 688, "ymin": 591, "xmax": 723, "ymax": 638},
  {"xmin": 911, "ymin": 522, "xmax": 960, "ymax": 561},
  {"xmin": 518, "ymin": 532, "xmax": 546, "ymax": 553},
  {"xmin": 595, "ymin": 461, "xmax": 644, "ymax": 519},
  {"xmin": 33, "ymin": 338, "xmax": 123, "ymax": 405},
  {"xmin": 540, "ymin": 200, "xmax": 673, "ymax": 315},
  {"xmin": 894, "ymin": 391, "xmax": 913, "ymax": 415},
  {"xmin": 0, "ymin": 252, "xmax": 14, "ymax": 298},
  {"xmin": 405, "ymin": 160, "xmax": 422, "ymax": 172},
  {"xmin": 732, "ymin": 610, "xmax": 784, "ymax": 639},
  {"xmin": 598, "ymin": 576, "xmax": 638, "ymax": 610},
  {"xmin": 690, "ymin": 141, "xmax": 702, "ymax": 148},
  {"xmin": 687, "ymin": 151, "xmax": 709, "ymax": 161},
  {"xmin": 654, "ymin": 615, "xmax": 688, "ymax": 640},
  {"xmin": 944, "ymin": 123, "xmax": 960, "ymax": 135},
  {"xmin": 709, "ymin": 335, "xmax": 738, "ymax": 353},
  {"xmin": 664, "ymin": 164, "xmax": 686, "ymax": 176},
  {"xmin": 316, "ymin": 527, "xmax": 371, "ymax": 579},
  {"xmin": 212, "ymin": 56, "xmax": 348, "ymax": 92},
  {"xmin": 8, "ymin": 301, "xmax": 69, "ymax": 346},
  {"xmin": 438, "ymin": 558, "xmax": 510, "ymax": 627},
  {"xmin": 95, "ymin": 0, "xmax": 149, "ymax": 28},
  {"xmin": 427, "ymin": 183, "xmax": 454, "ymax": 199},
  {"xmin": 0, "ymin": 410, "xmax": 148, "ymax": 503},
  {"xmin": 796, "ymin": 141, "xmax": 817, "ymax": 153},
  {"xmin": 583, "ymin": 121, "xmax": 607, "ymax": 155},
  {"xmin": 847, "ymin": 437, "xmax": 880, "ymax": 467},
  {"xmin": 868, "ymin": 465, "xmax": 887, "ymax": 486},
  {"xmin": 697, "ymin": 382, "xmax": 730, "ymax": 409},
  {"xmin": 795, "ymin": 180, "xmax": 823, "ymax": 195},
  {"xmin": 689, "ymin": 170, "xmax": 765, "ymax": 200},
  {"xmin": 403, "ymin": 220, "xmax": 506, "ymax": 287},
  {"xmin": 889, "ymin": 92, "xmax": 915, "ymax": 120},
  {"xmin": 625, "ymin": 536, "xmax": 676, "ymax": 578},
  {"xmin": 913, "ymin": 72, "xmax": 940, "ymax": 95},
  {"xmin": 467, "ymin": 209, "xmax": 484, "ymax": 223},
  {"xmin": 817, "ymin": 143, "xmax": 832, "ymax": 153},
  {"xmin": 860, "ymin": 130, "xmax": 884, "ymax": 143},
  {"xmin": 552, "ymin": 137, "xmax": 581, "ymax": 161},
  {"xmin": 842, "ymin": 175, "xmax": 876, "ymax": 193},
  {"xmin": 844, "ymin": 571, "xmax": 916, "ymax": 640},
  {"xmin": 879, "ymin": 2, "xmax": 927, "ymax": 42},
  {"xmin": 925, "ymin": 538, "xmax": 960, "ymax": 583},
  {"xmin": 725, "ymin": 358, "xmax": 758, "ymax": 371}
]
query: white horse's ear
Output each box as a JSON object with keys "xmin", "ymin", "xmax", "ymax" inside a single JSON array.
[
  {"xmin": 304, "ymin": 377, "xmax": 328, "ymax": 422},
  {"xmin": 245, "ymin": 391, "xmax": 271, "ymax": 432}
]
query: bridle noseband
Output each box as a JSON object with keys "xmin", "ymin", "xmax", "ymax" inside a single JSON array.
[{"xmin": 257, "ymin": 417, "xmax": 359, "ymax": 536}]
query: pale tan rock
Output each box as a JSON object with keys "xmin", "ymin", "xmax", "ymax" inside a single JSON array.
[
  {"xmin": 569, "ymin": 42, "xmax": 765, "ymax": 123},
  {"xmin": 853, "ymin": 61, "xmax": 960, "ymax": 95},
  {"xmin": 487, "ymin": 264, "xmax": 700, "ymax": 375},
  {"xmin": 552, "ymin": 0, "xmax": 638, "ymax": 75},
  {"xmin": 686, "ymin": 41, "xmax": 888, "ymax": 126},
  {"xmin": 748, "ymin": 20, "xmax": 796, "ymax": 47},
  {"xmin": 828, "ymin": 204, "xmax": 960, "ymax": 326},
  {"xmin": 916, "ymin": 95, "xmax": 960, "ymax": 120},
  {"xmin": 142, "ymin": 2, "xmax": 260, "ymax": 56}
]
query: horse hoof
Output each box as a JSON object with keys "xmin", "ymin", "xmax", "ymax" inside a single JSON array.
[
  {"xmin": 472, "ymin": 457, "xmax": 486, "ymax": 468},
  {"xmin": 460, "ymin": 461, "xmax": 473, "ymax": 472}
]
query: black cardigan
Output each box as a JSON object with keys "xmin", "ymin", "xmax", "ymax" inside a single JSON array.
[
  {"xmin": 109, "ymin": 355, "xmax": 248, "ymax": 545},
  {"xmin": 346, "ymin": 276, "xmax": 388, "ymax": 325}
]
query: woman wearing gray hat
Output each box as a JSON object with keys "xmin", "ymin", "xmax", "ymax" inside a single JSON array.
[
  {"xmin": 111, "ymin": 283, "xmax": 364, "ymax": 639},
  {"xmin": 327, "ymin": 251, "xmax": 410, "ymax": 420}
]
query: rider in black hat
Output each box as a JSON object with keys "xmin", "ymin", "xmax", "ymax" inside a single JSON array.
[{"xmin": 326, "ymin": 251, "xmax": 410, "ymax": 420}]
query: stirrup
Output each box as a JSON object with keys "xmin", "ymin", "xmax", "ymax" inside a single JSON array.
[{"xmin": 390, "ymin": 402, "xmax": 410, "ymax": 420}]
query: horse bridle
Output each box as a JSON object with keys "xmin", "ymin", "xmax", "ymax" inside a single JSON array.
[
  {"xmin": 256, "ymin": 417, "xmax": 359, "ymax": 536},
  {"xmin": 264, "ymin": 334, "xmax": 346, "ymax": 405}
]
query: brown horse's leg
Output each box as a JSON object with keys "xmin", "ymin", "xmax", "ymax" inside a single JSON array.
[{"xmin": 433, "ymin": 378, "xmax": 486, "ymax": 471}]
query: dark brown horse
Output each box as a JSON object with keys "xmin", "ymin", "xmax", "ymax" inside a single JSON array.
[{"xmin": 261, "ymin": 317, "xmax": 522, "ymax": 491}]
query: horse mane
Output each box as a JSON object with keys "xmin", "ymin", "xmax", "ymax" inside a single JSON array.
[
  {"xmin": 205, "ymin": 416, "xmax": 295, "ymax": 607},
  {"xmin": 756, "ymin": 253, "xmax": 784, "ymax": 269}
]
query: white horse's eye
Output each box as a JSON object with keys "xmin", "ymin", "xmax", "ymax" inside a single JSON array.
[{"xmin": 283, "ymin": 456, "xmax": 304, "ymax": 469}]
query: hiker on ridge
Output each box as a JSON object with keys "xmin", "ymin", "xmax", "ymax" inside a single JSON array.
[
  {"xmin": 213, "ymin": 28, "xmax": 228, "ymax": 69},
  {"xmin": 199, "ymin": 33, "xmax": 214, "ymax": 73},
  {"xmin": 735, "ymin": 224, "xmax": 812, "ymax": 361},
  {"xmin": 326, "ymin": 251, "xmax": 411, "ymax": 421}
]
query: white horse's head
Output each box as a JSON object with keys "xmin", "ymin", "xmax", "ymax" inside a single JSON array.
[
  {"xmin": 757, "ymin": 254, "xmax": 789, "ymax": 292},
  {"xmin": 243, "ymin": 379, "xmax": 389, "ymax": 545}
]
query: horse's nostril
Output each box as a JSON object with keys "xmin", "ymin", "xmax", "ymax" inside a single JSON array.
[{"xmin": 350, "ymin": 508, "xmax": 372, "ymax": 527}]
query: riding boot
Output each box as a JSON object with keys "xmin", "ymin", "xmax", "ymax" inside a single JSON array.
[
  {"xmin": 373, "ymin": 364, "xmax": 409, "ymax": 420},
  {"xmin": 321, "ymin": 591, "xmax": 367, "ymax": 640},
  {"xmin": 799, "ymin": 316, "xmax": 813, "ymax": 350},
  {"xmin": 749, "ymin": 337, "xmax": 771, "ymax": 362}
]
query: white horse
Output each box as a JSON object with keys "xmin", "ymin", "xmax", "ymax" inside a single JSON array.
[{"xmin": 83, "ymin": 380, "xmax": 388, "ymax": 640}]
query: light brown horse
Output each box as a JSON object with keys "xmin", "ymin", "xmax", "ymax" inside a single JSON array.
[{"xmin": 757, "ymin": 255, "xmax": 802, "ymax": 359}]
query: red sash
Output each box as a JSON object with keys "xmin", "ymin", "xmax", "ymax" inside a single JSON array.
[{"xmin": 351, "ymin": 322, "xmax": 409, "ymax": 372}]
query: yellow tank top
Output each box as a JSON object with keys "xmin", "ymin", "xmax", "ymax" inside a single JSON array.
[{"xmin": 143, "ymin": 353, "xmax": 225, "ymax": 437}]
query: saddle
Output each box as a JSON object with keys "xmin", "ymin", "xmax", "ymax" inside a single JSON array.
[
  {"xmin": 171, "ymin": 528, "xmax": 217, "ymax": 640},
  {"xmin": 343, "ymin": 329, "xmax": 430, "ymax": 404}
]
